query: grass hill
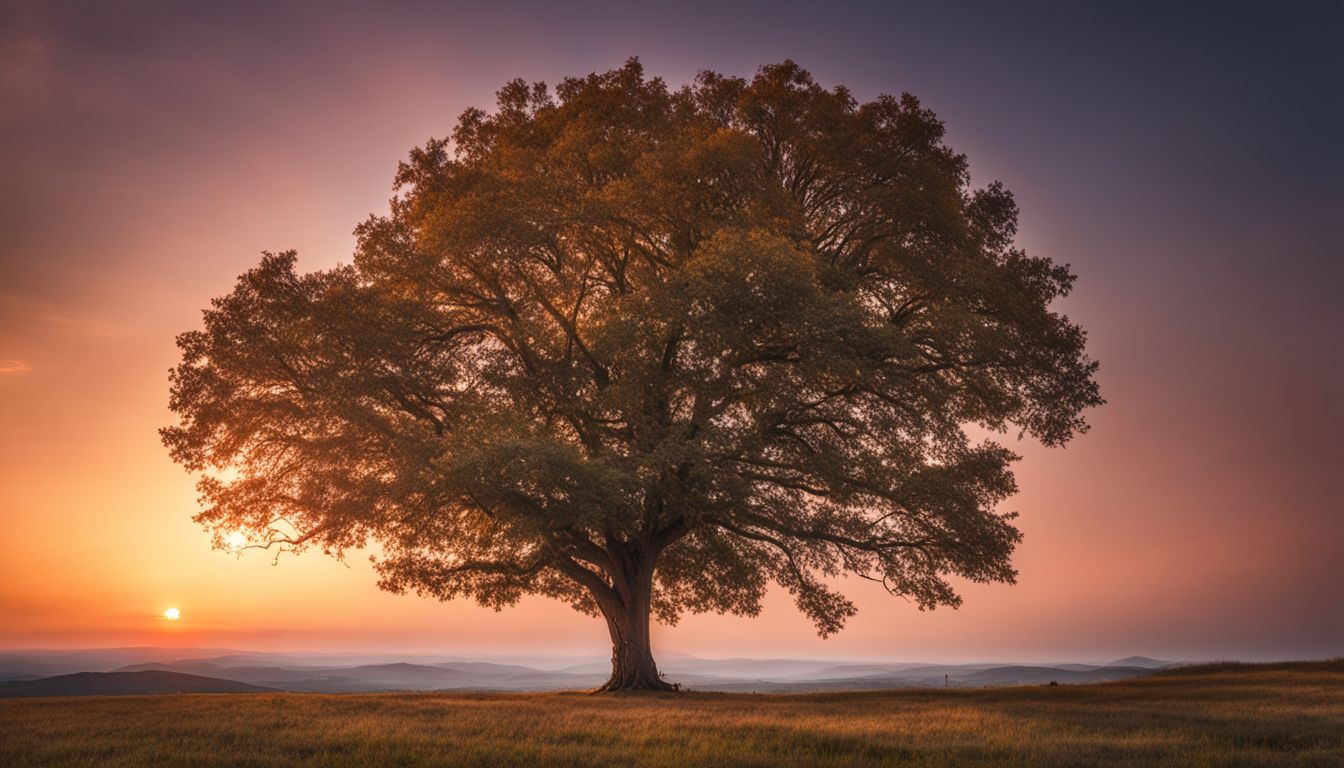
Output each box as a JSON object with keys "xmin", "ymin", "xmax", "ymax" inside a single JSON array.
[
  {"xmin": 0, "ymin": 670, "xmax": 276, "ymax": 698},
  {"xmin": 0, "ymin": 660, "xmax": 1339, "ymax": 766}
]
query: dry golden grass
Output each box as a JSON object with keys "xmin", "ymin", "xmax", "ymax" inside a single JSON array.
[{"xmin": 2, "ymin": 660, "xmax": 1341, "ymax": 767}]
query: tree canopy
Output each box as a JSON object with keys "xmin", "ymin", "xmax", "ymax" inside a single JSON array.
[{"xmin": 163, "ymin": 59, "xmax": 1102, "ymax": 690}]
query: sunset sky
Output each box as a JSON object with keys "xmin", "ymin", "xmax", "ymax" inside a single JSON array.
[{"xmin": 1, "ymin": 1, "xmax": 1339, "ymax": 662}]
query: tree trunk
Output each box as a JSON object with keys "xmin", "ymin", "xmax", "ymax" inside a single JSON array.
[{"xmin": 594, "ymin": 555, "xmax": 675, "ymax": 692}]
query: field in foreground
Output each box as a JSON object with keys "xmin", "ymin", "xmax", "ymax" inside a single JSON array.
[{"xmin": 1, "ymin": 661, "xmax": 1340, "ymax": 767}]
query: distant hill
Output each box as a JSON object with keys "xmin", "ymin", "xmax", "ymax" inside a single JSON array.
[
  {"xmin": 0, "ymin": 648, "xmax": 1185, "ymax": 694},
  {"xmin": 0, "ymin": 670, "xmax": 277, "ymax": 698},
  {"xmin": 0, "ymin": 647, "xmax": 268, "ymax": 679},
  {"xmin": 962, "ymin": 665, "xmax": 1153, "ymax": 686},
  {"xmin": 118, "ymin": 660, "xmax": 605, "ymax": 692},
  {"xmin": 1108, "ymin": 656, "xmax": 1172, "ymax": 668},
  {"xmin": 1153, "ymin": 659, "xmax": 1344, "ymax": 677}
]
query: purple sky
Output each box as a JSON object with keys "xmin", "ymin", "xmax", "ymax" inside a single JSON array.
[{"xmin": 1, "ymin": 1, "xmax": 1339, "ymax": 660}]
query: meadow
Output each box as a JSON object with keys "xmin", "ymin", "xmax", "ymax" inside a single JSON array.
[{"xmin": 1, "ymin": 661, "xmax": 1340, "ymax": 767}]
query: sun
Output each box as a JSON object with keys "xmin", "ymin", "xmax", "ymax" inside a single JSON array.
[{"xmin": 164, "ymin": 607, "xmax": 181, "ymax": 621}]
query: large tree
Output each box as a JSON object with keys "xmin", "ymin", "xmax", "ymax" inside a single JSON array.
[{"xmin": 163, "ymin": 60, "xmax": 1101, "ymax": 691}]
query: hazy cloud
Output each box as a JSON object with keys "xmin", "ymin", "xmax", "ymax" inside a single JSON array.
[
  {"xmin": 0, "ymin": 293, "xmax": 120, "ymax": 338},
  {"xmin": 0, "ymin": 358, "xmax": 31, "ymax": 373},
  {"xmin": 0, "ymin": 2, "xmax": 58, "ymax": 113}
]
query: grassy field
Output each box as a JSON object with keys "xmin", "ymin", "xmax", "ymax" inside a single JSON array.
[{"xmin": 2, "ymin": 661, "xmax": 1340, "ymax": 767}]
